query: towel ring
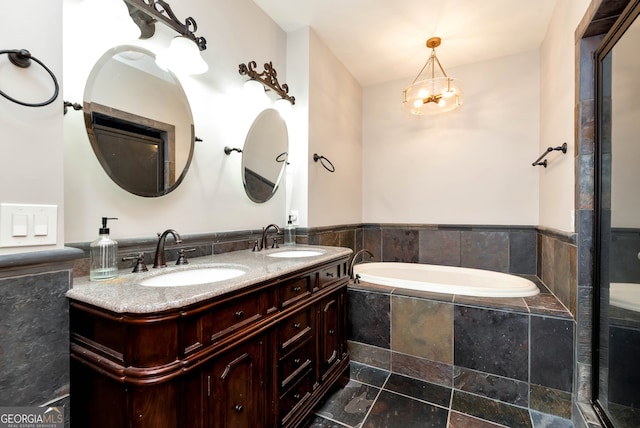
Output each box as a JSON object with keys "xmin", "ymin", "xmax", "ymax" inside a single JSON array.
[
  {"xmin": 313, "ymin": 153, "xmax": 336, "ymax": 173},
  {"xmin": 0, "ymin": 49, "xmax": 59, "ymax": 107}
]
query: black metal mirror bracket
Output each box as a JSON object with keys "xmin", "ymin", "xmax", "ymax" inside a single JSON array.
[
  {"xmin": 224, "ymin": 146, "xmax": 243, "ymax": 155},
  {"xmin": 313, "ymin": 153, "xmax": 335, "ymax": 173},
  {"xmin": 238, "ymin": 61, "xmax": 295, "ymax": 105},
  {"xmin": 0, "ymin": 49, "xmax": 59, "ymax": 107},
  {"xmin": 532, "ymin": 142, "xmax": 567, "ymax": 167},
  {"xmin": 123, "ymin": 0, "xmax": 207, "ymax": 50},
  {"xmin": 63, "ymin": 101, "xmax": 83, "ymax": 115}
]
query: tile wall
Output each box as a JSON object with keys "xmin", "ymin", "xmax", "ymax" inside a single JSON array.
[{"xmin": 347, "ymin": 279, "xmax": 575, "ymax": 420}]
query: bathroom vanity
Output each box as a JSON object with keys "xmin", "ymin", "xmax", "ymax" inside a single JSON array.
[{"xmin": 67, "ymin": 246, "xmax": 351, "ymax": 428}]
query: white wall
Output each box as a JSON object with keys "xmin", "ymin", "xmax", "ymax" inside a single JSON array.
[
  {"xmin": 62, "ymin": 0, "xmax": 290, "ymax": 242},
  {"xmin": 307, "ymin": 30, "xmax": 363, "ymax": 227},
  {"xmin": 0, "ymin": 0, "xmax": 63, "ymax": 255},
  {"xmin": 538, "ymin": 0, "xmax": 591, "ymax": 232},
  {"xmin": 285, "ymin": 28, "xmax": 311, "ymax": 227},
  {"xmin": 362, "ymin": 50, "xmax": 540, "ymax": 226}
]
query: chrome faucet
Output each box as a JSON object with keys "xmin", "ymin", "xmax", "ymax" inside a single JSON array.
[
  {"xmin": 153, "ymin": 229, "xmax": 182, "ymax": 268},
  {"xmin": 349, "ymin": 249, "xmax": 374, "ymax": 283},
  {"xmin": 261, "ymin": 224, "xmax": 282, "ymax": 250}
]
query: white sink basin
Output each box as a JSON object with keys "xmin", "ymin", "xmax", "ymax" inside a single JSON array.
[
  {"xmin": 267, "ymin": 249, "xmax": 324, "ymax": 258},
  {"xmin": 140, "ymin": 267, "xmax": 246, "ymax": 287}
]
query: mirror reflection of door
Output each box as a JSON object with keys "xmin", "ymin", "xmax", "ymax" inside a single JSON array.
[
  {"xmin": 92, "ymin": 115, "xmax": 165, "ymax": 195},
  {"xmin": 596, "ymin": 3, "xmax": 640, "ymax": 427},
  {"xmin": 83, "ymin": 45, "xmax": 194, "ymax": 197}
]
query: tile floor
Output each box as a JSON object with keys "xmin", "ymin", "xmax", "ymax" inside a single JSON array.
[{"xmin": 302, "ymin": 362, "xmax": 575, "ymax": 428}]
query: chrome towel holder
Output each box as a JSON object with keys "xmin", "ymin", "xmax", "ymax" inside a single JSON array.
[{"xmin": 0, "ymin": 49, "xmax": 59, "ymax": 107}]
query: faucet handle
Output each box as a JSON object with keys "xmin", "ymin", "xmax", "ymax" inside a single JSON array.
[
  {"xmin": 176, "ymin": 248, "xmax": 196, "ymax": 265},
  {"xmin": 122, "ymin": 253, "xmax": 148, "ymax": 273},
  {"xmin": 271, "ymin": 237, "xmax": 280, "ymax": 249},
  {"xmin": 250, "ymin": 240, "xmax": 260, "ymax": 252}
]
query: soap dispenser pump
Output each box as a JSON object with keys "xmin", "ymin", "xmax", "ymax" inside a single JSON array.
[
  {"xmin": 90, "ymin": 217, "xmax": 118, "ymax": 281},
  {"xmin": 284, "ymin": 215, "xmax": 296, "ymax": 246}
]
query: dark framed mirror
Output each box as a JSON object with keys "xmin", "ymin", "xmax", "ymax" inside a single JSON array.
[
  {"xmin": 241, "ymin": 108, "xmax": 288, "ymax": 203},
  {"xmin": 83, "ymin": 45, "xmax": 194, "ymax": 197},
  {"xmin": 594, "ymin": 1, "xmax": 640, "ymax": 426}
]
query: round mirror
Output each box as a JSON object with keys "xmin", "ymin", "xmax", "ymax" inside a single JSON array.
[
  {"xmin": 242, "ymin": 108, "xmax": 289, "ymax": 203},
  {"xmin": 83, "ymin": 45, "xmax": 194, "ymax": 197}
]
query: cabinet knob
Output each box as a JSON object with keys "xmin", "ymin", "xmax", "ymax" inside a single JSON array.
[
  {"xmin": 293, "ymin": 393, "xmax": 301, "ymax": 400},
  {"xmin": 293, "ymin": 322, "xmax": 301, "ymax": 329},
  {"xmin": 328, "ymin": 329, "xmax": 335, "ymax": 335},
  {"xmin": 234, "ymin": 310, "xmax": 245, "ymax": 318},
  {"xmin": 293, "ymin": 358, "xmax": 301, "ymax": 365},
  {"xmin": 326, "ymin": 272, "xmax": 335, "ymax": 278},
  {"xmin": 234, "ymin": 404, "xmax": 244, "ymax": 413},
  {"xmin": 292, "ymin": 286, "xmax": 301, "ymax": 292}
]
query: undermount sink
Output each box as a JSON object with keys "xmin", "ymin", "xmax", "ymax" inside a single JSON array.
[
  {"xmin": 267, "ymin": 249, "xmax": 324, "ymax": 258},
  {"xmin": 140, "ymin": 266, "xmax": 246, "ymax": 287}
]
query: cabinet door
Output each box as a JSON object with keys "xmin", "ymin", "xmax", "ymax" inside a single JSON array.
[
  {"xmin": 318, "ymin": 288, "xmax": 346, "ymax": 381},
  {"xmin": 206, "ymin": 337, "xmax": 266, "ymax": 428}
]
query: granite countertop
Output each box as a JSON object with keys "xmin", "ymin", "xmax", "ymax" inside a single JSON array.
[{"xmin": 67, "ymin": 245, "xmax": 352, "ymax": 314}]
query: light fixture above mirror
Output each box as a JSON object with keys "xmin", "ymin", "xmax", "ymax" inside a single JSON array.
[
  {"xmin": 238, "ymin": 61, "xmax": 295, "ymax": 106},
  {"xmin": 402, "ymin": 37, "xmax": 463, "ymax": 115},
  {"xmin": 123, "ymin": 0, "xmax": 208, "ymax": 74}
]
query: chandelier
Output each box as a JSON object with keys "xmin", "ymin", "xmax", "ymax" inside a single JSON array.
[{"xmin": 402, "ymin": 37, "xmax": 463, "ymax": 115}]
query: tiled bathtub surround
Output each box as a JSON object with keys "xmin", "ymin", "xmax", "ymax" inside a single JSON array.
[{"xmin": 347, "ymin": 277, "xmax": 575, "ymax": 420}]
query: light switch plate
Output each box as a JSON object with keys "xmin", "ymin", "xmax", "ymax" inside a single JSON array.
[{"xmin": 0, "ymin": 203, "xmax": 57, "ymax": 247}]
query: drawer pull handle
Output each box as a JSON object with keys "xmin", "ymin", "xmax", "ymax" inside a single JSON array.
[
  {"xmin": 293, "ymin": 322, "xmax": 301, "ymax": 329},
  {"xmin": 292, "ymin": 286, "xmax": 301, "ymax": 292},
  {"xmin": 234, "ymin": 310, "xmax": 245, "ymax": 318},
  {"xmin": 293, "ymin": 393, "xmax": 301, "ymax": 400},
  {"xmin": 328, "ymin": 329, "xmax": 335, "ymax": 335},
  {"xmin": 234, "ymin": 404, "xmax": 244, "ymax": 413},
  {"xmin": 293, "ymin": 358, "xmax": 301, "ymax": 365},
  {"xmin": 326, "ymin": 272, "xmax": 335, "ymax": 278}
]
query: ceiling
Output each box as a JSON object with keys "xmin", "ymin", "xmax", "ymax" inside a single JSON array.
[{"xmin": 252, "ymin": 0, "xmax": 559, "ymax": 87}]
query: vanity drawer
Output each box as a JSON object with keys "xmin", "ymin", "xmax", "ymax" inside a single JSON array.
[
  {"xmin": 279, "ymin": 276, "xmax": 311, "ymax": 309},
  {"xmin": 280, "ymin": 371, "xmax": 313, "ymax": 425},
  {"xmin": 209, "ymin": 293, "xmax": 264, "ymax": 343},
  {"xmin": 317, "ymin": 264, "xmax": 341, "ymax": 289},
  {"xmin": 278, "ymin": 309, "xmax": 313, "ymax": 352},
  {"xmin": 279, "ymin": 339, "xmax": 313, "ymax": 389}
]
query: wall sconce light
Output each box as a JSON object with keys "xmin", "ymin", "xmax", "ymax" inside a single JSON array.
[
  {"xmin": 402, "ymin": 37, "xmax": 463, "ymax": 115},
  {"xmin": 238, "ymin": 61, "xmax": 296, "ymax": 106},
  {"xmin": 123, "ymin": 0, "xmax": 208, "ymax": 74}
]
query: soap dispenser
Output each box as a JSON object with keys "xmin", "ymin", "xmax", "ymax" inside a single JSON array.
[
  {"xmin": 284, "ymin": 215, "xmax": 296, "ymax": 246},
  {"xmin": 90, "ymin": 217, "xmax": 118, "ymax": 281}
]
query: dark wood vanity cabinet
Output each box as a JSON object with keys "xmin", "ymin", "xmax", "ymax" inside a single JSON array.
[{"xmin": 69, "ymin": 256, "xmax": 350, "ymax": 428}]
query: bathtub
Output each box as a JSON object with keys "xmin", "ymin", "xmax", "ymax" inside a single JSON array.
[
  {"xmin": 353, "ymin": 262, "xmax": 540, "ymax": 298},
  {"xmin": 610, "ymin": 283, "xmax": 640, "ymax": 312}
]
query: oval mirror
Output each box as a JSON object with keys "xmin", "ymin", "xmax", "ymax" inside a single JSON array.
[
  {"xmin": 241, "ymin": 108, "xmax": 289, "ymax": 203},
  {"xmin": 83, "ymin": 45, "xmax": 194, "ymax": 197}
]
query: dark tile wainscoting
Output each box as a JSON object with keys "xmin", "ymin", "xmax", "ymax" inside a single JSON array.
[{"xmin": 0, "ymin": 248, "xmax": 82, "ymax": 428}]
